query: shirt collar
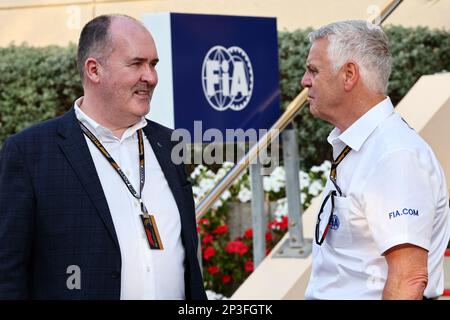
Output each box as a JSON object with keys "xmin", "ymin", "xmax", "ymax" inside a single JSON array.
[
  {"xmin": 327, "ymin": 97, "xmax": 394, "ymax": 151},
  {"xmin": 73, "ymin": 97, "xmax": 147, "ymax": 142}
]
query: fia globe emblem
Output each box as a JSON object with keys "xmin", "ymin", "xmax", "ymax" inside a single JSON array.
[
  {"xmin": 330, "ymin": 215, "xmax": 340, "ymax": 230},
  {"xmin": 201, "ymin": 46, "xmax": 254, "ymax": 111}
]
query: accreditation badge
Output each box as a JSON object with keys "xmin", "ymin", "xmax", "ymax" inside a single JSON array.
[{"xmin": 140, "ymin": 214, "xmax": 164, "ymax": 250}]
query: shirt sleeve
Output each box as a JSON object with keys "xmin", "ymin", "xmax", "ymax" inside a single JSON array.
[{"xmin": 362, "ymin": 149, "xmax": 435, "ymax": 254}]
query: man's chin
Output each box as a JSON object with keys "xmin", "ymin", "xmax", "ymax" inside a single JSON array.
[
  {"xmin": 308, "ymin": 104, "xmax": 330, "ymax": 123},
  {"xmin": 130, "ymin": 102, "xmax": 150, "ymax": 118},
  {"xmin": 308, "ymin": 103, "xmax": 319, "ymax": 117},
  {"xmin": 133, "ymin": 95, "xmax": 151, "ymax": 106}
]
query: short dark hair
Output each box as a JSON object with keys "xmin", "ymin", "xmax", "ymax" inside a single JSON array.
[{"xmin": 77, "ymin": 15, "xmax": 113, "ymax": 81}]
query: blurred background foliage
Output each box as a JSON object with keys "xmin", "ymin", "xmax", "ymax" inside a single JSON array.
[{"xmin": 1, "ymin": 26, "xmax": 449, "ymax": 168}]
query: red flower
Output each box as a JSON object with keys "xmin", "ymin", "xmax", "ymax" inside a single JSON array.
[
  {"xmin": 198, "ymin": 218, "xmax": 209, "ymax": 225},
  {"xmin": 207, "ymin": 266, "xmax": 219, "ymax": 275},
  {"xmin": 265, "ymin": 232, "xmax": 273, "ymax": 242},
  {"xmin": 202, "ymin": 234, "xmax": 214, "ymax": 245},
  {"xmin": 279, "ymin": 216, "xmax": 288, "ymax": 231},
  {"xmin": 222, "ymin": 275, "xmax": 232, "ymax": 284},
  {"xmin": 213, "ymin": 224, "xmax": 229, "ymax": 235},
  {"xmin": 268, "ymin": 220, "xmax": 278, "ymax": 230},
  {"xmin": 196, "ymin": 226, "xmax": 201, "ymax": 233},
  {"xmin": 268, "ymin": 216, "xmax": 289, "ymax": 231},
  {"xmin": 203, "ymin": 246, "xmax": 215, "ymax": 260},
  {"xmin": 276, "ymin": 216, "xmax": 288, "ymax": 231},
  {"xmin": 243, "ymin": 228, "xmax": 253, "ymax": 239},
  {"xmin": 244, "ymin": 260, "xmax": 254, "ymax": 272},
  {"xmin": 225, "ymin": 241, "xmax": 249, "ymax": 256}
]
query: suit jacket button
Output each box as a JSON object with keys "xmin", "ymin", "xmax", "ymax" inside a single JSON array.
[{"xmin": 111, "ymin": 271, "xmax": 120, "ymax": 279}]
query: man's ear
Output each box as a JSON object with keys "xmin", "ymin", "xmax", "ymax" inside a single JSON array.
[
  {"xmin": 342, "ymin": 60, "xmax": 359, "ymax": 92},
  {"xmin": 84, "ymin": 58, "xmax": 101, "ymax": 84}
]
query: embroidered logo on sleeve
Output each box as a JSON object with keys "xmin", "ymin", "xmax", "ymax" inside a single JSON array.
[{"xmin": 388, "ymin": 208, "xmax": 419, "ymax": 219}]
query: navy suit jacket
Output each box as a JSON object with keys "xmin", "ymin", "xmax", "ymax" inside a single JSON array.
[{"xmin": 0, "ymin": 108, "xmax": 206, "ymax": 300}]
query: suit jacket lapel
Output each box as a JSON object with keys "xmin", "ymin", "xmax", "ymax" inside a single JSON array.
[{"xmin": 57, "ymin": 108, "xmax": 120, "ymax": 251}]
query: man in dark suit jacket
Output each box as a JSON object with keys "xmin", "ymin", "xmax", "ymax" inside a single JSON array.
[{"xmin": 0, "ymin": 14, "xmax": 206, "ymax": 300}]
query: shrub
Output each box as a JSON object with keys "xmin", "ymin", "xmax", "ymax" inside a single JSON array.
[{"xmin": 0, "ymin": 44, "xmax": 81, "ymax": 146}]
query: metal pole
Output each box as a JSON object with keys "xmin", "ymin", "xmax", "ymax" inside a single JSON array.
[
  {"xmin": 282, "ymin": 127, "xmax": 304, "ymax": 248},
  {"xmin": 250, "ymin": 163, "xmax": 266, "ymax": 267},
  {"xmin": 379, "ymin": 0, "xmax": 403, "ymax": 25},
  {"xmin": 197, "ymin": 231, "xmax": 203, "ymax": 277},
  {"xmin": 273, "ymin": 127, "xmax": 312, "ymax": 259}
]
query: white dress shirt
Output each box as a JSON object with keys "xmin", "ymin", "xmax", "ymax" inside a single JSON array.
[
  {"xmin": 305, "ymin": 97, "xmax": 450, "ymax": 299},
  {"xmin": 74, "ymin": 98, "xmax": 185, "ymax": 300}
]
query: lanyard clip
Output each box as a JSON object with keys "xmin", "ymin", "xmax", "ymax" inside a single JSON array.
[{"xmin": 140, "ymin": 199, "xmax": 150, "ymax": 219}]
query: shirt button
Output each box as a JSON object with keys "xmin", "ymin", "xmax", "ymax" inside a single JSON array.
[
  {"xmin": 146, "ymin": 266, "xmax": 150, "ymax": 272},
  {"xmin": 111, "ymin": 271, "xmax": 120, "ymax": 279}
]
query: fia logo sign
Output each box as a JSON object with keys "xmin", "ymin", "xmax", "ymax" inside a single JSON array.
[{"xmin": 201, "ymin": 46, "xmax": 254, "ymax": 111}]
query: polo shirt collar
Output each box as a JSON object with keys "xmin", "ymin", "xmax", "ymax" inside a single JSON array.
[{"xmin": 327, "ymin": 97, "xmax": 394, "ymax": 151}]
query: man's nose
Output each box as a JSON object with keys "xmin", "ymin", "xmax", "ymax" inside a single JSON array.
[
  {"xmin": 141, "ymin": 65, "xmax": 158, "ymax": 87},
  {"xmin": 301, "ymin": 72, "xmax": 311, "ymax": 88}
]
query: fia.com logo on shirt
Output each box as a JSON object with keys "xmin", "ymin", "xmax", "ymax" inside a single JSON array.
[
  {"xmin": 388, "ymin": 208, "xmax": 419, "ymax": 219},
  {"xmin": 201, "ymin": 45, "xmax": 254, "ymax": 111}
]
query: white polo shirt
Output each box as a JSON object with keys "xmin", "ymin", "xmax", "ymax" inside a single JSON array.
[
  {"xmin": 305, "ymin": 97, "xmax": 450, "ymax": 300},
  {"xmin": 74, "ymin": 98, "xmax": 185, "ymax": 300}
]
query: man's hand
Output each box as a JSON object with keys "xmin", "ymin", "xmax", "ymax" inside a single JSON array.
[{"xmin": 383, "ymin": 243, "xmax": 428, "ymax": 299}]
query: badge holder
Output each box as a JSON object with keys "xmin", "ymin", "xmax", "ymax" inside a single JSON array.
[{"xmin": 140, "ymin": 214, "xmax": 164, "ymax": 250}]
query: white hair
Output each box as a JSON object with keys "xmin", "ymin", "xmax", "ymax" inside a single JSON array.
[{"xmin": 308, "ymin": 20, "xmax": 392, "ymax": 94}]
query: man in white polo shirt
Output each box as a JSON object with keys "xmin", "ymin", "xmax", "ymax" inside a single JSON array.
[{"xmin": 301, "ymin": 20, "xmax": 450, "ymax": 299}]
